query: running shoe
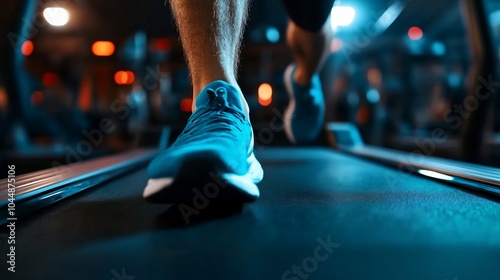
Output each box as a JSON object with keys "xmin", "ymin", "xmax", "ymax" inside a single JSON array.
[
  {"xmin": 143, "ymin": 80, "xmax": 263, "ymax": 204},
  {"xmin": 283, "ymin": 64, "xmax": 325, "ymax": 144}
]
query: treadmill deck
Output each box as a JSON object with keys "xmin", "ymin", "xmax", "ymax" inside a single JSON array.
[{"xmin": 2, "ymin": 147, "xmax": 499, "ymax": 279}]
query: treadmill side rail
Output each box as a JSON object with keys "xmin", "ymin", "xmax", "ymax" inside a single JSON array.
[
  {"xmin": 0, "ymin": 149, "xmax": 158, "ymax": 224},
  {"xmin": 327, "ymin": 122, "xmax": 500, "ymax": 197}
]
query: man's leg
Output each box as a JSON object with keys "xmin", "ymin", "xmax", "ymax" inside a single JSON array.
[
  {"xmin": 169, "ymin": 0, "xmax": 250, "ymax": 114},
  {"xmin": 286, "ymin": 21, "xmax": 332, "ymax": 86},
  {"xmin": 283, "ymin": 0, "xmax": 334, "ymax": 85},
  {"xmin": 143, "ymin": 0, "xmax": 263, "ymax": 205},
  {"xmin": 281, "ymin": 0, "xmax": 335, "ymax": 144}
]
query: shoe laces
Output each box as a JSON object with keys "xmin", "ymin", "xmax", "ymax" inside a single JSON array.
[{"xmin": 179, "ymin": 87, "xmax": 247, "ymax": 140}]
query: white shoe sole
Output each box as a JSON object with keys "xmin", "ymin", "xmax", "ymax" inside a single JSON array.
[
  {"xmin": 143, "ymin": 152, "xmax": 263, "ymax": 204},
  {"xmin": 283, "ymin": 64, "xmax": 298, "ymax": 144},
  {"xmin": 283, "ymin": 64, "xmax": 326, "ymax": 145}
]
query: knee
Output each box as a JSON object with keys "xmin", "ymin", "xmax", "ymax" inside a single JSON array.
[{"xmin": 287, "ymin": 21, "xmax": 328, "ymax": 53}]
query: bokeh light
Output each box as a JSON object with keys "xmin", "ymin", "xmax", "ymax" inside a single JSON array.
[
  {"xmin": 367, "ymin": 68, "xmax": 382, "ymax": 86},
  {"xmin": 114, "ymin": 71, "xmax": 135, "ymax": 85},
  {"xmin": 408, "ymin": 26, "xmax": 423, "ymax": 40},
  {"xmin": 258, "ymin": 83, "xmax": 273, "ymax": 107},
  {"xmin": 31, "ymin": 91, "xmax": 44, "ymax": 106},
  {"xmin": 42, "ymin": 73, "xmax": 58, "ymax": 87},
  {"xmin": 0, "ymin": 87, "xmax": 7, "ymax": 109},
  {"xmin": 330, "ymin": 38, "xmax": 343, "ymax": 53},
  {"xmin": 265, "ymin": 27, "xmax": 280, "ymax": 43},
  {"xmin": 180, "ymin": 98, "xmax": 193, "ymax": 112},
  {"xmin": 43, "ymin": 7, "xmax": 70, "ymax": 26},
  {"xmin": 21, "ymin": 40, "xmax": 34, "ymax": 56},
  {"xmin": 92, "ymin": 41, "xmax": 115, "ymax": 56},
  {"xmin": 331, "ymin": 6, "xmax": 356, "ymax": 29}
]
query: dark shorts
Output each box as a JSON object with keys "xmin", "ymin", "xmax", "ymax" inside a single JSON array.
[{"xmin": 281, "ymin": 0, "xmax": 336, "ymax": 32}]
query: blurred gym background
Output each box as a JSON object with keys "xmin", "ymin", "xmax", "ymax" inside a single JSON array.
[{"xmin": 0, "ymin": 0, "xmax": 499, "ymax": 176}]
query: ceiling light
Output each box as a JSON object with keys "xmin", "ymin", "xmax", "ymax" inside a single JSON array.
[
  {"xmin": 331, "ymin": 6, "xmax": 356, "ymax": 29},
  {"xmin": 43, "ymin": 7, "xmax": 70, "ymax": 26}
]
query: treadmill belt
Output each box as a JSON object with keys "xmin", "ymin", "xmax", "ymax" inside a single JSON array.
[{"xmin": 2, "ymin": 148, "xmax": 499, "ymax": 279}]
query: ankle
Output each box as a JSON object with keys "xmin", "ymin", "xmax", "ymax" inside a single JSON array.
[
  {"xmin": 191, "ymin": 80, "xmax": 250, "ymax": 117},
  {"xmin": 192, "ymin": 74, "xmax": 238, "ymax": 96},
  {"xmin": 293, "ymin": 66, "xmax": 314, "ymax": 87}
]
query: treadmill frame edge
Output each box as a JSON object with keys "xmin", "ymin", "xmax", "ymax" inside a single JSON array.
[
  {"xmin": 326, "ymin": 122, "xmax": 500, "ymax": 198},
  {"xmin": 0, "ymin": 149, "xmax": 158, "ymax": 225}
]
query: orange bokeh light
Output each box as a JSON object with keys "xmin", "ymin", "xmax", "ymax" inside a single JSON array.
[
  {"xmin": 153, "ymin": 38, "xmax": 170, "ymax": 51},
  {"xmin": 79, "ymin": 74, "xmax": 92, "ymax": 111},
  {"xmin": 258, "ymin": 97, "xmax": 272, "ymax": 107},
  {"xmin": 114, "ymin": 71, "xmax": 135, "ymax": 85},
  {"xmin": 357, "ymin": 105, "xmax": 370, "ymax": 124},
  {"xmin": 21, "ymin": 40, "xmax": 34, "ymax": 56},
  {"xmin": 92, "ymin": 41, "xmax": 115, "ymax": 56},
  {"xmin": 367, "ymin": 68, "xmax": 382, "ymax": 86},
  {"xmin": 42, "ymin": 73, "xmax": 58, "ymax": 87},
  {"xmin": 31, "ymin": 91, "xmax": 44, "ymax": 106},
  {"xmin": 0, "ymin": 87, "xmax": 8, "ymax": 109},
  {"xmin": 258, "ymin": 83, "xmax": 273, "ymax": 107},
  {"xmin": 180, "ymin": 98, "xmax": 193, "ymax": 112}
]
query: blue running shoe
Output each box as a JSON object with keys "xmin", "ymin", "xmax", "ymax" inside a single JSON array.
[
  {"xmin": 143, "ymin": 81, "xmax": 263, "ymax": 204},
  {"xmin": 283, "ymin": 64, "xmax": 325, "ymax": 144}
]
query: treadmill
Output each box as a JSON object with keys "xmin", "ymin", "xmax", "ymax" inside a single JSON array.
[
  {"xmin": 1, "ymin": 120, "xmax": 500, "ymax": 280},
  {"xmin": 1, "ymin": 0, "xmax": 500, "ymax": 279}
]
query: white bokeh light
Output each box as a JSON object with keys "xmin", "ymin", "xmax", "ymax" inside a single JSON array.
[
  {"xmin": 43, "ymin": 7, "xmax": 70, "ymax": 26},
  {"xmin": 418, "ymin": 170, "xmax": 454, "ymax": 181},
  {"xmin": 331, "ymin": 6, "xmax": 356, "ymax": 30}
]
